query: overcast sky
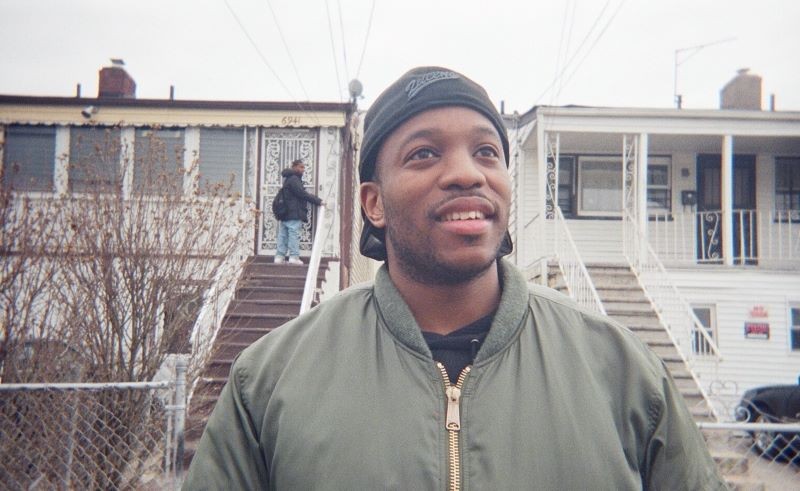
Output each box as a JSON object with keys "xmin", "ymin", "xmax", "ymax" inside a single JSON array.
[{"xmin": 1, "ymin": 0, "xmax": 798, "ymax": 113}]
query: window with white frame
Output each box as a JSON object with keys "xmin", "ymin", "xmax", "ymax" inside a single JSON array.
[
  {"xmin": 198, "ymin": 128, "xmax": 244, "ymax": 197},
  {"xmin": 691, "ymin": 305, "xmax": 717, "ymax": 355},
  {"xmin": 775, "ymin": 157, "xmax": 800, "ymax": 222},
  {"xmin": 69, "ymin": 127, "xmax": 121, "ymax": 192},
  {"xmin": 133, "ymin": 128, "xmax": 185, "ymax": 195},
  {"xmin": 791, "ymin": 306, "xmax": 800, "ymax": 352},
  {"xmin": 2, "ymin": 125, "xmax": 56, "ymax": 192},
  {"xmin": 578, "ymin": 158, "xmax": 622, "ymax": 216},
  {"xmin": 647, "ymin": 157, "xmax": 671, "ymax": 214}
]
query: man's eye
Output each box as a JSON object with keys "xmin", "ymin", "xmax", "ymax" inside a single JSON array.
[
  {"xmin": 408, "ymin": 148, "xmax": 437, "ymax": 161},
  {"xmin": 475, "ymin": 146, "xmax": 499, "ymax": 158}
]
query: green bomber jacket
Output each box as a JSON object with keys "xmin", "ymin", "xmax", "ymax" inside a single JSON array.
[{"xmin": 183, "ymin": 259, "xmax": 726, "ymax": 490}]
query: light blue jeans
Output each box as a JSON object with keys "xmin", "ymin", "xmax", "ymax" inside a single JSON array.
[{"xmin": 276, "ymin": 219, "xmax": 302, "ymax": 258}]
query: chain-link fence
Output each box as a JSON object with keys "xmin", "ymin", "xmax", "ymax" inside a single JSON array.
[
  {"xmin": 0, "ymin": 360, "xmax": 187, "ymax": 490},
  {"xmin": 700, "ymin": 421, "xmax": 800, "ymax": 489}
]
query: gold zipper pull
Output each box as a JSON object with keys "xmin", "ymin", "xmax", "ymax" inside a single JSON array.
[{"xmin": 445, "ymin": 386, "xmax": 461, "ymax": 430}]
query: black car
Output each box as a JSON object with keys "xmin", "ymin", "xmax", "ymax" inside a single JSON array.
[{"xmin": 735, "ymin": 379, "xmax": 800, "ymax": 463}]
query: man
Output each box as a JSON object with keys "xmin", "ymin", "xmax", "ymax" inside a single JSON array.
[
  {"xmin": 184, "ymin": 67, "xmax": 726, "ymax": 489},
  {"xmin": 274, "ymin": 159, "xmax": 323, "ymax": 265}
]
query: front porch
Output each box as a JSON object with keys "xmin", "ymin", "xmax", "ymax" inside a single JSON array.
[{"xmin": 510, "ymin": 106, "xmax": 800, "ymax": 271}]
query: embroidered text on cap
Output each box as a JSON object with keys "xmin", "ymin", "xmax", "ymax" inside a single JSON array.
[{"xmin": 404, "ymin": 70, "xmax": 460, "ymax": 100}]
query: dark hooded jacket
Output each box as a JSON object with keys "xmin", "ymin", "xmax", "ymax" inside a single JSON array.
[{"xmin": 280, "ymin": 168, "xmax": 322, "ymax": 222}]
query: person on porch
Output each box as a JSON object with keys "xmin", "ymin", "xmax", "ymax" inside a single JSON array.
[
  {"xmin": 274, "ymin": 159, "xmax": 323, "ymax": 265},
  {"xmin": 183, "ymin": 67, "xmax": 726, "ymax": 489}
]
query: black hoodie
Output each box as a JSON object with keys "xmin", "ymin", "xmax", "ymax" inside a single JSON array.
[{"xmin": 280, "ymin": 168, "xmax": 322, "ymax": 222}]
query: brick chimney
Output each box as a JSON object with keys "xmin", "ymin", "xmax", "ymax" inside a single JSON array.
[
  {"xmin": 720, "ymin": 68, "xmax": 761, "ymax": 110},
  {"xmin": 98, "ymin": 59, "xmax": 136, "ymax": 99}
]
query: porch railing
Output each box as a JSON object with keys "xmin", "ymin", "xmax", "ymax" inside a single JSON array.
[
  {"xmin": 648, "ymin": 210, "xmax": 800, "ymax": 266},
  {"xmin": 553, "ymin": 206, "xmax": 606, "ymax": 315}
]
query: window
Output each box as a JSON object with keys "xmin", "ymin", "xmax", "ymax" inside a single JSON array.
[
  {"xmin": 691, "ymin": 305, "xmax": 716, "ymax": 355},
  {"xmin": 791, "ymin": 307, "xmax": 800, "ymax": 352},
  {"xmin": 775, "ymin": 157, "xmax": 800, "ymax": 221},
  {"xmin": 556, "ymin": 156, "xmax": 575, "ymax": 216},
  {"xmin": 2, "ymin": 125, "xmax": 56, "ymax": 191},
  {"xmin": 578, "ymin": 158, "xmax": 622, "ymax": 216},
  {"xmin": 69, "ymin": 127, "xmax": 121, "ymax": 192},
  {"xmin": 198, "ymin": 128, "xmax": 244, "ymax": 196},
  {"xmin": 133, "ymin": 128, "xmax": 185, "ymax": 195},
  {"xmin": 647, "ymin": 157, "xmax": 671, "ymax": 213}
]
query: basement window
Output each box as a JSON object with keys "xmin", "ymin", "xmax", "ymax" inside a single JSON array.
[
  {"xmin": 691, "ymin": 305, "xmax": 717, "ymax": 356},
  {"xmin": 791, "ymin": 306, "xmax": 800, "ymax": 352}
]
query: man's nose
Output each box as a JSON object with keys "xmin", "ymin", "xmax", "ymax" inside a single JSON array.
[{"xmin": 438, "ymin": 149, "xmax": 487, "ymax": 190}]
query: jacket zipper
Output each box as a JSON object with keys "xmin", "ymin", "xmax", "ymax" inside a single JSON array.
[{"xmin": 436, "ymin": 362, "xmax": 471, "ymax": 491}]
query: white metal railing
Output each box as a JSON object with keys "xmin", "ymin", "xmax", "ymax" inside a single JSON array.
[
  {"xmin": 553, "ymin": 206, "xmax": 606, "ymax": 315},
  {"xmin": 623, "ymin": 210, "xmax": 720, "ymax": 420},
  {"xmin": 648, "ymin": 210, "xmax": 800, "ymax": 266},
  {"xmin": 188, "ymin": 206, "xmax": 255, "ymax": 372},
  {"xmin": 300, "ymin": 203, "xmax": 335, "ymax": 314},
  {"xmin": 624, "ymin": 210, "xmax": 721, "ymax": 359}
]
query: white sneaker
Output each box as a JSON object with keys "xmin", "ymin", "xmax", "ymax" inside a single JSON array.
[
  {"xmin": 287, "ymin": 257, "xmax": 303, "ymax": 265},
  {"xmin": 274, "ymin": 256, "xmax": 285, "ymax": 264}
]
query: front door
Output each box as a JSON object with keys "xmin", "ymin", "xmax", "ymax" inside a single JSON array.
[
  {"xmin": 696, "ymin": 154, "xmax": 757, "ymax": 264},
  {"xmin": 258, "ymin": 129, "xmax": 319, "ymax": 255}
]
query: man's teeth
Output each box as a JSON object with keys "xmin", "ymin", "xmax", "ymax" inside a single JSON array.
[{"xmin": 442, "ymin": 210, "xmax": 485, "ymax": 221}]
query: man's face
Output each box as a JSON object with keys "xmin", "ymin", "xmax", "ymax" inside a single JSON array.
[
  {"xmin": 293, "ymin": 163, "xmax": 306, "ymax": 175},
  {"xmin": 360, "ymin": 106, "xmax": 511, "ymax": 285}
]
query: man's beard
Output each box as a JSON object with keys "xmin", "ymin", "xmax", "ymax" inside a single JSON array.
[{"xmin": 383, "ymin": 216, "xmax": 501, "ymax": 287}]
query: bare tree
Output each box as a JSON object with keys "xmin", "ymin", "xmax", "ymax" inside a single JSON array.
[{"xmin": 0, "ymin": 127, "xmax": 252, "ymax": 487}]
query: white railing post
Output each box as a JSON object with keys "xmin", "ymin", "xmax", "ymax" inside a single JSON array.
[
  {"xmin": 300, "ymin": 203, "xmax": 329, "ymax": 314},
  {"xmin": 174, "ymin": 357, "xmax": 187, "ymax": 479}
]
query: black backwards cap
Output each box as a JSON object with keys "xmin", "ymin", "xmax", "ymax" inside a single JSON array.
[{"xmin": 358, "ymin": 66, "xmax": 513, "ymax": 261}]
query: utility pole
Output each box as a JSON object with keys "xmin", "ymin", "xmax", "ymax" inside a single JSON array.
[{"xmin": 673, "ymin": 37, "xmax": 736, "ymax": 108}]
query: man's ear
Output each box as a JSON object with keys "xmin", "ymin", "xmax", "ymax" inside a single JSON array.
[{"xmin": 359, "ymin": 182, "xmax": 385, "ymax": 228}]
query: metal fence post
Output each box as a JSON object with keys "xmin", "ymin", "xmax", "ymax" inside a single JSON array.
[{"xmin": 174, "ymin": 358, "xmax": 188, "ymax": 479}]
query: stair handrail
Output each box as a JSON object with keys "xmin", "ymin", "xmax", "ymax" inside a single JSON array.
[
  {"xmin": 300, "ymin": 202, "xmax": 334, "ymax": 314},
  {"xmin": 553, "ymin": 206, "xmax": 606, "ymax": 315},
  {"xmin": 188, "ymin": 203, "xmax": 255, "ymax": 374},
  {"xmin": 622, "ymin": 210, "xmax": 721, "ymax": 360}
]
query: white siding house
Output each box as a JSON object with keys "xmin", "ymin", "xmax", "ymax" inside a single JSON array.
[{"xmin": 508, "ymin": 75, "xmax": 800, "ymax": 417}]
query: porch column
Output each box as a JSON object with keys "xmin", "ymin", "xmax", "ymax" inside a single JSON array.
[
  {"xmin": 721, "ymin": 134, "xmax": 734, "ymax": 265},
  {"xmin": 535, "ymin": 116, "xmax": 547, "ymax": 263},
  {"xmin": 636, "ymin": 133, "xmax": 649, "ymax": 238}
]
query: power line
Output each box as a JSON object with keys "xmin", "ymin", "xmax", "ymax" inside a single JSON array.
[
  {"xmin": 264, "ymin": 0, "xmax": 313, "ymax": 102},
  {"xmin": 324, "ymin": 0, "xmax": 345, "ymax": 101},
  {"xmin": 336, "ymin": 0, "xmax": 351, "ymax": 82},
  {"xmin": 534, "ymin": 0, "xmax": 613, "ymax": 106},
  {"xmin": 222, "ymin": 0, "xmax": 296, "ymax": 101},
  {"xmin": 558, "ymin": 0, "xmax": 626, "ymax": 94},
  {"xmin": 355, "ymin": 0, "xmax": 376, "ymax": 80}
]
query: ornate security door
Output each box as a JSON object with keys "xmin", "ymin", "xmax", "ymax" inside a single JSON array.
[{"xmin": 259, "ymin": 128, "xmax": 318, "ymax": 255}]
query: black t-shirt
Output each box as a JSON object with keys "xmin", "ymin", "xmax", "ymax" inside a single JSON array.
[{"xmin": 422, "ymin": 313, "xmax": 493, "ymax": 384}]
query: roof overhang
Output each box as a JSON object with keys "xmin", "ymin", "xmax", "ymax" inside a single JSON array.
[{"xmin": 0, "ymin": 95, "xmax": 352, "ymax": 128}]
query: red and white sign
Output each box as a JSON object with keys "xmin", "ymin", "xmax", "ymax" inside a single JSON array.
[{"xmin": 744, "ymin": 322, "xmax": 770, "ymax": 340}]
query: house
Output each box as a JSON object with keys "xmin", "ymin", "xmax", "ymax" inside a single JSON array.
[
  {"xmin": 0, "ymin": 61, "xmax": 358, "ymax": 382},
  {"xmin": 506, "ymin": 69, "xmax": 800, "ymax": 418}
]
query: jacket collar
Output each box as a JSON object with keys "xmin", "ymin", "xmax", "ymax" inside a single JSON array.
[{"xmin": 373, "ymin": 258, "xmax": 530, "ymax": 363}]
